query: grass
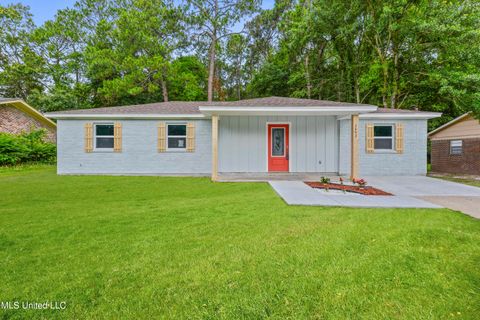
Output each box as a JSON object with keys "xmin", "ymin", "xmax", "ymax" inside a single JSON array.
[
  {"xmin": 431, "ymin": 175, "xmax": 480, "ymax": 188},
  {"xmin": 0, "ymin": 166, "xmax": 479, "ymax": 319}
]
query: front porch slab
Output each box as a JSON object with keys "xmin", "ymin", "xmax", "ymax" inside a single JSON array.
[{"xmin": 217, "ymin": 172, "xmax": 338, "ymax": 182}]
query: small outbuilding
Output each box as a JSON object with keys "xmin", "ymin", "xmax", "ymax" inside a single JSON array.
[
  {"xmin": 429, "ymin": 112, "xmax": 480, "ymax": 175},
  {"xmin": 0, "ymin": 98, "xmax": 56, "ymax": 142}
]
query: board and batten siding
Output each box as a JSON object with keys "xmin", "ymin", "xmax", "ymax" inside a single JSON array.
[
  {"xmin": 218, "ymin": 116, "xmax": 339, "ymax": 173},
  {"xmin": 339, "ymin": 119, "xmax": 428, "ymax": 176},
  {"xmin": 56, "ymin": 119, "xmax": 212, "ymax": 175}
]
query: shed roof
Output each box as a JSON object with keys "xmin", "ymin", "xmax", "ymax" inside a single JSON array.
[{"xmin": 428, "ymin": 112, "xmax": 480, "ymax": 140}]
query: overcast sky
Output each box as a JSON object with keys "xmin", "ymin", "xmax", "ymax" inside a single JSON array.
[{"xmin": 0, "ymin": 0, "xmax": 275, "ymax": 26}]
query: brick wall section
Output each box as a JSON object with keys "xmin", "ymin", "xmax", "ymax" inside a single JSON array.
[
  {"xmin": 0, "ymin": 105, "xmax": 56, "ymax": 142},
  {"xmin": 431, "ymin": 138, "xmax": 480, "ymax": 174}
]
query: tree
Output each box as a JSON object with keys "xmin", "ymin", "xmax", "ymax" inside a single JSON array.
[
  {"xmin": 168, "ymin": 56, "xmax": 207, "ymax": 101},
  {"xmin": 0, "ymin": 4, "xmax": 44, "ymax": 99},
  {"xmin": 186, "ymin": 0, "xmax": 260, "ymax": 101},
  {"xmin": 83, "ymin": 0, "xmax": 185, "ymax": 106},
  {"xmin": 225, "ymin": 34, "xmax": 247, "ymax": 100}
]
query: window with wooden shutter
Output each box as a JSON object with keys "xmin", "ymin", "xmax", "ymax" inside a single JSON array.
[
  {"xmin": 366, "ymin": 123, "xmax": 374, "ymax": 153},
  {"xmin": 84, "ymin": 123, "xmax": 93, "ymax": 152},
  {"xmin": 113, "ymin": 122, "xmax": 122, "ymax": 152},
  {"xmin": 395, "ymin": 123, "xmax": 404, "ymax": 153},
  {"xmin": 186, "ymin": 122, "xmax": 195, "ymax": 152},
  {"xmin": 158, "ymin": 122, "xmax": 166, "ymax": 152}
]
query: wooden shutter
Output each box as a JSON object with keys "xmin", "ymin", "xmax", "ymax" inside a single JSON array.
[
  {"xmin": 84, "ymin": 123, "xmax": 93, "ymax": 153},
  {"xmin": 158, "ymin": 122, "xmax": 166, "ymax": 152},
  {"xmin": 395, "ymin": 123, "xmax": 404, "ymax": 153},
  {"xmin": 113, "ymin": 122, "xmax": 122, "ymax": 152},
  {"xmin": 186, "ymin": 122, "xmax": 195, "ymax": 152},
  {"xmin": 366, "ymin": 123, "xmax": 374, "ymax": 153}
]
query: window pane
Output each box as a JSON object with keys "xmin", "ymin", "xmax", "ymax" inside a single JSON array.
[
  {"xmin": 450, "ymin": 146, "xmax": 462, "ymax": 154},
  {"xmin": 168, "ymin": 137, "xmax": 186, "ymax": 149},
  {"xmin": 96, "ymin": 137, "xmax": 114, "ymax": 148},
  {"xmin": 271, "ymin": 128, "xmax": 285, "ymax": 156},
  {"xmin": 374, "ymin": 126, "xmax": 392, "ymax": 137},
  {"xmin": 96, "ymin": 124, "xmax": 114, "ymax": 136},
  {"xmin": 374, "ymin": 138, "xmax": 392, "ymax": 150},
  {"xmin": 450, "ymin": 140, "xmax": 462, "ymax": 154},
  {"xmin": 168, "ymin": 125, "xmax": 186, "ymax": 136},
  {"xmin": 450, "ymin": 140, "xmax": 462, "ymax": 147}
]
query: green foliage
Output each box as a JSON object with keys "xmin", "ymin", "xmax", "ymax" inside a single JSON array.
[
  {"xmin": 0, "ymin": 4, "xmax": 44, "ymax": 99},
  {"xmin": 320, "ymin": 176, "xmax": 331, "ymax": 184},
  {"xmin": 169, "ymin": 56, "xmax": 208, "ymax": 101},
  {"xmin": 0, "ymin": 130, "xmax": 56, "ymax": 166},
  {"xmin": 248, "ymin": 0, "xmax": 480, "ymax": 129}
]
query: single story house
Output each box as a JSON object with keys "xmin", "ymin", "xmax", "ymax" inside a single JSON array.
[
  {"xmin": 46, "ymin": 97, "xmax": 440, "ymax": 180},
  {"xmin": 0, "ymin": 98, "xmax": 56, "ymax": 142},
  {"xmin": 429, "ymin": 112, "xmax": 480, "ymax": 175}
]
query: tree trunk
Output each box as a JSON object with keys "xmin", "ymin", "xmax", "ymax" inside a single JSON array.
[
  {"xmin": 391, "ymin": 49, "xmax": 399, "ymax": 109},
  {"xmin": 161, "ymin": 66, "xmax": 168, "ymax": 102},
  {"xmin": 354, "ymin": 76, "xmax": 360, "ymax": 103},
  {"xmin": 305, "ymin": 55, "xmax": 311, "ymax": 99},
  {"xmin": 236, "ymin": 64, "xmax": 241, "ymax": 100},
  {"xmin": 382, "ymin": 61, "xmax": 389, "ymax": 108},
  {"xmin": 207, "ymin": 35, "xmax": 216, "ymax": 102}
]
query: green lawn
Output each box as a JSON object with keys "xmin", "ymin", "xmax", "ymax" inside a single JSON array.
[
  {"xmin": 431, "ymin": 175, "xmax": 480, "ymax": 188},
  {"xmin": 1, "ymin": 166, "xmax": 479, "ymax": 319}
]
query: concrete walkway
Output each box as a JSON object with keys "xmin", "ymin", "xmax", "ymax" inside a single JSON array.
[
  {"xmin": 269, "ymin": 181, "xmax": 441, "ymax": 208},
  {"xmin": 269, "ymin": 177, "xmax": 480, "ymax": 217}
]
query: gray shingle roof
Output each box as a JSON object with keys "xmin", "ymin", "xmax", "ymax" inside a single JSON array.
[
  {"xmin": 46, "ymin": 96, "xmax": 377, "ymax": 115},
  {"xmin": 44, "ymin": 96, "xmax": 436, "ymax": 116}
]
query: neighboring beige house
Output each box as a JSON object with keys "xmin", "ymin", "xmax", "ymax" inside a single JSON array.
[
  {"xmin": 429, "ymin": 112, "xmax": 480, "ymax": 175},
  {"xmin": 0, "ymin": 98, "xmax": 56, "ymax": 142}
]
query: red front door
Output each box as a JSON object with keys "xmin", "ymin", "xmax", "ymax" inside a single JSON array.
[{"xmin": 268, "ymin": 124, "xmax": 289, "ymax": 172}]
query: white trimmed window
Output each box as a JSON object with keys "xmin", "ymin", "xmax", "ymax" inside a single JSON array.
[
  {"xmin": 94, "ymin": 124, "xmax": 114, "ymax": 150},
  {"xmin": 167, "ymin": 123, "xmax": 187, "ymax": 150},
  {"xmin": 450, "ymin": 140, "xmax": 462, "ymax": 155},
  {"xmin": 373, "ymin": 125, "xmax": 394, "ymax": 150}
]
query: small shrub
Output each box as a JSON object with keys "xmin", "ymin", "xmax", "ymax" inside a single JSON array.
[
  {"xmin": 0, "ymin": 129, "xmax": 56, "ymax": 166},
  {"xmin": 320, "ymin": 176, "xmax": 331, "ymax": 184}
]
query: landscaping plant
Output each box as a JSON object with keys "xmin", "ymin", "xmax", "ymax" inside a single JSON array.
[{"xmin": 0, "ymin": 130, "xmax": 56, "ymax": 166}]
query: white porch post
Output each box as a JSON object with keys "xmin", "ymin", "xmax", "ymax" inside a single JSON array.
[
  {"xmin": 350, "ymin": 114, "xmax": 359, "ymax": 180},
  {"xmin": 211, "ymin": 114, "xmax": 219, "ymax": 181}
]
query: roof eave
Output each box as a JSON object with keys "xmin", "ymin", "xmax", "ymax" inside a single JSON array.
[
  {"xmin": 46, "ymin": 113, "xmax": 207, "ymax": 120},
  {"xmin": 0, "ymin": 99, "xmax": 56, "ymax": 128},
  {"xmin": 337, "ymin": 112, "xmax": 442, "ymax": 120}
]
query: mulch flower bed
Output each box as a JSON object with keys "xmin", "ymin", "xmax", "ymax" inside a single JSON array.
[{"xmin": 305, "ymin": 182, "xmax": 392, "ymax": 196}]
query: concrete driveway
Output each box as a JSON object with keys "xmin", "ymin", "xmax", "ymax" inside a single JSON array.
[
  {"xmin": 270, "ymin": 176, "xmax": 480, "ymax": 218},
  {"xmin": 365, "ymin": 176, "xmax": 480, "ymax": 218}
]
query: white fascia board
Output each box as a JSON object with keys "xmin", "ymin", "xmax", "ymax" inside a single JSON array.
[
  {"xmin": 337, "ymin": 112, "xmax": 442, "ymax": 120},
  {"xmin": 46, "ymin": 113, "xmax": 208, "ymax": 120},
  {"xmin": 199, "ymin": 105, "xmax": 378, "ymax": 116}
]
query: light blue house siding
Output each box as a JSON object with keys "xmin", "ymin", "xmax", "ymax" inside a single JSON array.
[
  {"xmin": 339, "ymin": 118, "xmax": 428, "ymax": 176},
  {"xmin": 218, "ymin": 116, "xmax": 339, "ymax": 173},
  {"xmin": 56, "ymin": 119, "xmax": 212, "ymax": 175},
  {"xmin": 56, "ymin": 116, "xmax": 428, "ymax": 176}
]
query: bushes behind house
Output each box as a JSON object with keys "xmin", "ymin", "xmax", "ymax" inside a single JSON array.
[{"xmin": 0, "ymin": 130, "xmax": 56, "ymax": 166}]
